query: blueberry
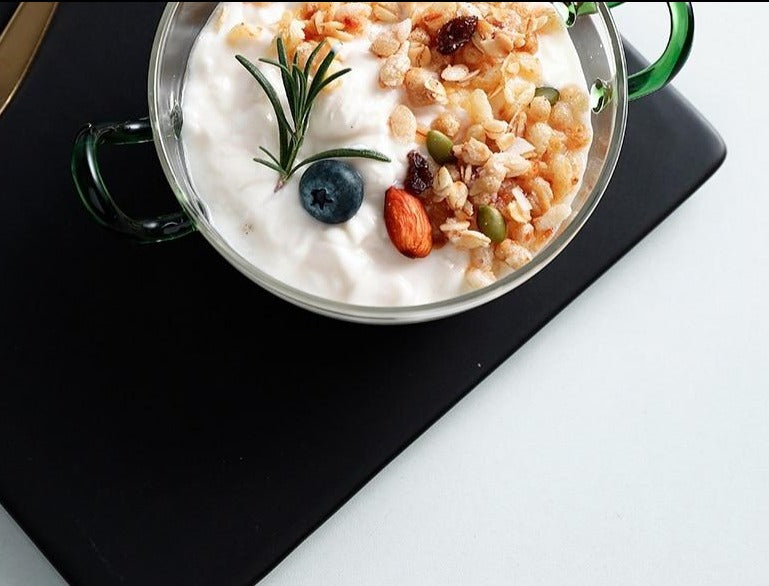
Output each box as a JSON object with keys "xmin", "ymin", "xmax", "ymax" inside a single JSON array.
[{"xmin": 299, "ymin": 160, "xmax": 364, "ymax": 224}]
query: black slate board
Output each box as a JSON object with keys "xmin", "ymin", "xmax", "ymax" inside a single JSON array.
[{"xmin": 0, "ymin": 3, "xmax": 725, "ymax": 586}]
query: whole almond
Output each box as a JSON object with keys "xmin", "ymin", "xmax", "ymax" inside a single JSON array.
[{"xmin": 384, "ymin": 187, "xmax": 433, "ymax": 258}]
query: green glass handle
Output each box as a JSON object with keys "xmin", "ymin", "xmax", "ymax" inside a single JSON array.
[
  {"xmin": 578, "ymin": 2, "xmax": 694, "ymax": 101},
  {"xmin": 71, "ymin": 118, "xmax": 195, "ymax": 243}
]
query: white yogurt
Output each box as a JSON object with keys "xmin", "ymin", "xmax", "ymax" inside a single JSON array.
[{"xmin": 181, "ymin": 2, "xmax": 590, "ymax": 306}]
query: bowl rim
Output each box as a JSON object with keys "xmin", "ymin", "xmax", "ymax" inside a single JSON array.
[{"xmin": 148, "ymin": 2, "xmax": 628, "ymax": 324}]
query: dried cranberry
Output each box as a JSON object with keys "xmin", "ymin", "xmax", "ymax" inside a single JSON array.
[
  {"xmin": 405, "ymin": 151, "xmax": 433, "ymax": 196},
  {"xmin": 435, "ymin": 16, "xmax": 478, "ymax": 55},
  {"xmin": 424, "ymin": 199, "xmax": 451, "ymax": 248}
]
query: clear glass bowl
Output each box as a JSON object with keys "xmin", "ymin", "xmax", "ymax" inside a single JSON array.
[{"xmin": 73, "ymin": 2, "xmax": 694, "ymax": 324}]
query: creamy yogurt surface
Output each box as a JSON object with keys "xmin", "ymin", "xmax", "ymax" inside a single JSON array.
[{"xmin": 182, "ymin": 2, "xmax": 591, "ymax": 306}]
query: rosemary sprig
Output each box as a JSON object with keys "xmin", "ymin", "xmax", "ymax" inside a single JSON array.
[{"xmin": 236, "ymin": 38, "xmax": 391, "ymax": 191}]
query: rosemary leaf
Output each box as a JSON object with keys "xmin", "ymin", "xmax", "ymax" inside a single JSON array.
[
  {"xmin": 274, "ymin": 38, "xmax": 298, "ymax": 121},
  {"xmin": 258, "ymin": 147, "xmax": 282, "ymax": 167},
  {"xmin": 237, "ymin": 38, "xmax": 391, "ymax": 190},
  {"xmin": 236, "ymin": 54, "xmax": 292, "ymax": 161},
  {"xmin": 293, "ymin": 148, "xmax": 392, "ymax": 174},
  {"xmin": 308, "ymin": 68, "xmax": 352, "ymax": 103},
  {"xmin": 303, "ymin": 41, "xmax": 326, "ymax": 77},
  {"xmin": 307, "ymin": 48, "xmax": 339, "ymax": 101},
  {"xmin": 291, "ymin": 66, "xmax": 305, "ymax": 125},
  {"xmin": 276, "ymin": 37, "xmax": 289, "ymax": 68},
  {"xmin": 258, "ymin": 58, "xmax": 291, "ymax": 75},
  {"xmin": 253, "ymin": 157, "xmax": 285, "ymax": 174}
]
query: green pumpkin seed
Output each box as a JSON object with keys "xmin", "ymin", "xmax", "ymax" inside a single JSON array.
[
  {"xmin": 426, "ymin": 130, "xmax": 456, "ymax": 164},
  {"xmin": 534, "ymin": 86, "xmax": 560, "ymax": 106},
  {"xmin": 478, "ymin": 205, "xmax": 507, "ymax": 243}
]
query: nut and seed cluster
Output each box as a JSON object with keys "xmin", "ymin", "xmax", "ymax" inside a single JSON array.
[
  {"xmin": 377, "ymin": 2, "xmax": 592, "ymax": 287},
  {"xmin": 226, "ymin": 2, "xmax": 593, "ymax": 289}
]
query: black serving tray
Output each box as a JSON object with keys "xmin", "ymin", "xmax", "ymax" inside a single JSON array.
[{"xmin": 0, "ymin": 3, "xmax": 725, "ymax": 586}]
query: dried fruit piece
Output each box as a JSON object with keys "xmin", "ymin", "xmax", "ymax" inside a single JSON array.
[
  {"xmin": 435, "ymin": 16, "xmax": 478, "ymax": 55},
  {"xmin": 424, "ymin": 199, "xmax": 452, "ymax": 246},
  {"xmin": 384, "ymin": 187, "xmax": 433, "ymax": 258},
  {"xmin": 405, "ymin": 150, "xmax": 433, "ymax": 195}
]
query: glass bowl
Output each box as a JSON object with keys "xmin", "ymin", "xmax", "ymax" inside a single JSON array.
[{"xmin": 72, "ymin": 2, "xmax": 693, "ymax": 324}]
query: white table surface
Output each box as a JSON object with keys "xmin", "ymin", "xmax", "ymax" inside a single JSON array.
[{"xmin": 2, "ymin": 4, "xmax": 768, "ymax": 585}]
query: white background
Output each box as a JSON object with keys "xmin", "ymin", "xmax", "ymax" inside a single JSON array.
[{"xmin": 2, "ymin": 3, "xmax": 768, "ymax": 585}]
